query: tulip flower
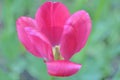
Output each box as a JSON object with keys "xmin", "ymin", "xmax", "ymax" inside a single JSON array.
[{"xmin": 16, "ymin": 1, "xmax": 91, "ymax": 77}]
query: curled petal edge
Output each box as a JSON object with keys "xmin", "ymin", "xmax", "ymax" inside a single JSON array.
[{"xmin": 46, "ymin": 60, "xmax": 82, "ymax": 77}]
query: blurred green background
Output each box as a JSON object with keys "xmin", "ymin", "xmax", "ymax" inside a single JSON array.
[{"xmin": 0, "ymin": 0, "xmax": 120, "ymax": 80}]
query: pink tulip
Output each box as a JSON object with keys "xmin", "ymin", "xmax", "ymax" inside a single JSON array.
[{"xmin": 16, "ymin": 1, "xmax": 91, "ymax": 77}]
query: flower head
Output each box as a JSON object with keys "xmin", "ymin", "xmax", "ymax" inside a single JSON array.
[{"xmin": 16, "ymin": 1, "xmax": 91, "ymax": 77}]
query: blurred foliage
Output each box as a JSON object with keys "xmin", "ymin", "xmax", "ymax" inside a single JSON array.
[{"xmin": 0, "ymin": 0, "xmax": 120, "ymax": 80}]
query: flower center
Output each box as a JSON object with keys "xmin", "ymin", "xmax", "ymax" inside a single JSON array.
[{"xmin": 53, "ymin": 46, "xmax": 64, "ymax": 60}]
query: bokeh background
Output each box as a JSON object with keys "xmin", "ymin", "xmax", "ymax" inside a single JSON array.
[{"xmin": 0, "ymin": 0, "xmax": 120, "ymax": 80}]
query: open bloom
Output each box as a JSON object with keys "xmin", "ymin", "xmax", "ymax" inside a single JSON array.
[{"xmin": 16, "ymin": 1, "xmax": 91, "ymax": 77}]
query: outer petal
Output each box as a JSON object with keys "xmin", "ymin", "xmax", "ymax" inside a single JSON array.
[
  {"xmin": 46, "ymin": 60, "xmax": 81, "ymax": 77},
  {"xmin": 25, "ymin": 27, "xmax": 54, "ymax": 61},
  {"xmin": 60, "ymin": 10, "xmax": 92, "ymax": 60},
  {"xmin": 35, "ymin": 1, "xmax": 70, "ymax": 46},
  {"xmin": 16, "ymin": 16, "xmax": 41, "ymax": 57}
]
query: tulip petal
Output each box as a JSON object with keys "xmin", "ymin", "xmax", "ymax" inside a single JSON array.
[
  {"xmin": 35, "ymin": 1, "xmax": 70, "ymax": 46},
  {"xmin": 16, "ymin": 16, "xmax": 41, "ymax": 57},
  {"xmin": 25, "ymin": 27, "xmax": 54, "ymax": 61},
  {"xmin": 46, "ymin": 60, "xmax": 81, "ymax": 77},
  {"xmin": 60, "ymin": 10, "xmax": 92, "ymax": 60}
]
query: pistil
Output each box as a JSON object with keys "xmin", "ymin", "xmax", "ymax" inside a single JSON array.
[{"xmin": 53, "ymin": 46, "xmax": 64, "ymax": 60}]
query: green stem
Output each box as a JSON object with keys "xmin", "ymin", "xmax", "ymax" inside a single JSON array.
[{"xmin": 51, "ymin": 76, "xmax": 55, "ymax": 80}]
